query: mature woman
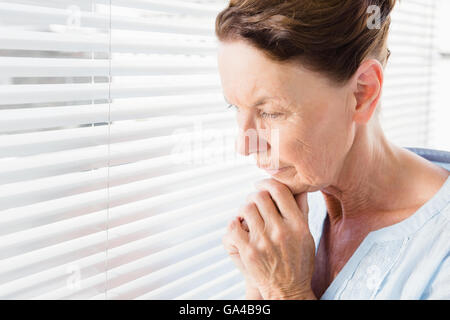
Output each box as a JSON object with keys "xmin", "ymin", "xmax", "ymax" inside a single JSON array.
[{"xmin": 216, "ymin": 0, "xmax": 450, "ymax": 300}]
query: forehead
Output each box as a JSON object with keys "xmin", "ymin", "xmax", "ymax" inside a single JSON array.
[{"xmin": 217, "ymin": 40, "xmax": 312, "ymax": 108}]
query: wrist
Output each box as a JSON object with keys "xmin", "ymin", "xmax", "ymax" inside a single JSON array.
[
  {"xmin": 262, "ymin": 286, "xmax": 317, "ymax": 300},
  {"xmin": 286, "ymin": 290, "xmax": 317, "ymax": 300}
]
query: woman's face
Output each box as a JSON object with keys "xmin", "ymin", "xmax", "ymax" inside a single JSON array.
[{"xmin": 217, "ymin": 40, "xmax": 357, "ymax": 194}]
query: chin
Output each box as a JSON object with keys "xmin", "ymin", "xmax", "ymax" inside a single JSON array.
[
  {"xmin": 270, "ymin": 175, "xmax": 303, "ymax": 194},
  {"xmin": 276, "ymin": 176, "xmax": 318, "ymax": 195}
]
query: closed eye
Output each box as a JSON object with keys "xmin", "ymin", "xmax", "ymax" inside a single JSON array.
[
  {"xmin": 227, "ymin": 104, "xmax": 282, "ymax": 119},
  {"xmin": 260, "ymin": 111, "xmax": 282, "ymax": 119}
]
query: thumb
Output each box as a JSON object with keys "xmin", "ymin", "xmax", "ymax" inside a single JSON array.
[{"xmin": 294, "ymin": 192, "xmax": 309, "ymax": 223}]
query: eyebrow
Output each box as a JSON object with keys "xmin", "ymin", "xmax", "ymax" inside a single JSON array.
[{"xmin": 223, "ymin": 94, "xmax": 275, "ymax": 108}]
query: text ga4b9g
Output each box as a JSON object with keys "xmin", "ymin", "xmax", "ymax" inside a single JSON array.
[{"xmin": 223, "ymin": 304, "xmax": 271, "ymax": 315}]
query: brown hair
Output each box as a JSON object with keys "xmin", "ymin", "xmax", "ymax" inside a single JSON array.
[{"xmin": 215, "ymin": 0, "xmax": 397, "ymax": 84}]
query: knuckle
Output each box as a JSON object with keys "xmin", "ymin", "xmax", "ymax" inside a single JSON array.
[
  {"xmin": 242, "ymin": 202, "xmax": 256, "ymax": 213},
  {"xmin": 255, "ymin": 190, "xmax": 270, "ymax": 202},
  {"xmin": 271, "ymin": 228, "xmax": 285, "ymax": 242},
  {"xmin": 271, "ymin": 184, "xmax": 286, "ymax": 198},
  {"xmin": 292, "ymin": 220, "xmax": 305, "ymax": 232},
  {"xmin": 246, "ymin": 247, "xmax": 258, "ymax": 261},
  {"xmin": 265, "ymin": 178, "xmax": 287, "ymax": 193},
  {"xmin": 256, "ymin": 237, "xmax": 270, "ymax": 251},
  {"xmin": 270, "ymin": 223, "xmax": 281, "ymax": 234}
]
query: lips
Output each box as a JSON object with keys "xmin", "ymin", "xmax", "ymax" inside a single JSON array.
[
  {"xmin": 255, "ymin": 159, "xmax": 282, "ymax": 170},
  {"xmin": 261, "ymin": 166, "xmax": 290, "ymax": 176},
  {"xmin": 256, "ymin": 162, "xmax": 286, "ymax": 170},
  {"xmin": 254, "ymin": 156, "xmax": 289, "ymax": 174}
]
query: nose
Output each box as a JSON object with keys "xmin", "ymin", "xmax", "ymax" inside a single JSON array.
[{"xmin": 235, "ymin": 113, "xmax": 269, "ymax": 157}]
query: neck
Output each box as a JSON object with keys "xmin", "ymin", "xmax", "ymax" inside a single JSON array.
[{"xmin": 320, "ymin": 118, "xmax": 446, "ymax": 229}]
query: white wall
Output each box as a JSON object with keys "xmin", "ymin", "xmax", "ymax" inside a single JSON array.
[{"xmin": 430, "ymin": 0, "xmax": 450, "ymax": 151}]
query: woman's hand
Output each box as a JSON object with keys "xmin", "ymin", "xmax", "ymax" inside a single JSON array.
[
  {"xmin": 225, "ymin": 178, "xmax": 317, "ymax": 300},
  {"xmin": 222, "ymin": 218, "xmax": 263, "ymax": 299}
]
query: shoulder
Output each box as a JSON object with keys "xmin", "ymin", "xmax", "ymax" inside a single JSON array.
[
  {"xmin": 419, "ymin": 215, "xmax": 450, "ymax": 299},
  {"xmin": 410, "ymin": 201, "xmax": 450, "ymax": 253},
  {"xmin": 376, "ymin": 206, "xmax": 449, "ymax": 299}
]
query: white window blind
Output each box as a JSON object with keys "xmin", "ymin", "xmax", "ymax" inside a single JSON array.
[
  {"xmin": 382, "ymin": 0, "xmax": 438, "ymax": 147},
  {"xmin": 431, "ymin": 0, "xmax": 450, "ymax": 151},
  {"xmin": 0, "ymin": 0, "xmax": 265, "ymax": 300},
  {"xmin": 0, "ymin": 0, "xmax": 441, "ymax": 300}
]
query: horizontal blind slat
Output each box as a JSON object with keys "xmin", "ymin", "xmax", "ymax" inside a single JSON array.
[
  {"xmin": 0, "ymin": 170, "xmax": 261, "ymax": 237},
  {"xmin": 0, "ymin": 94, "xmax": 225, "ymax": 133},
  {"xmin": 0, "ymin": 161, "xmax": 253, "ymax": 210},
  {"xmin": 36, "ymin": 232, "xmax": 225, "ymax": 299},
  {"xmin": 0, "ymin": 190, "xmax": 248, "ymax": 291},
  {"xmin": 0, "ymin": 143, "xmax": 238, "ymax": 185},
  {"xmin": 0, "ymin": 112, "xmax": 234, "ymax": 156},
  {"xmin": 0, "ymin": 57, "xmax": 217, "ymax": 77},
  {"xmin": 108, "ymin": 239, "xmax": 226, "ymax": 300},
  {"xmin": 0, "ymin": 82, "xmax": 221, "ymax": 105},
  {"xmin": 0, "ymin": 211, "xmax": 235, "ymax": 298},
  {"xmin": 0, "ymin": 250, "xmax": 107, "ymax": 299},
  {"xmin": 0, "ymin": 30, "xmax": 217, "ymax": 54},
  {"xmin": 0, "ymin": 3, "xmax": 214, "ymax": 35},
  {"xmin": 172, "ymin": 269, "xmax": 243, "ymax": 300},
  {"xmin": 208, "ymin": 281, "xmax": 245, "ymax": 300},
  {"xmin": 137, "ymin": 259, "xmax": 237, "ymax": 299},
  {"xmin": 4, "ymin": 0, "xmax": 223, "ymax": 16}
]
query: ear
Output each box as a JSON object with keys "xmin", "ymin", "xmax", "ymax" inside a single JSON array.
[{"xmin": 352, "ymin": 59, "xmax": 383, "ymax": 124}]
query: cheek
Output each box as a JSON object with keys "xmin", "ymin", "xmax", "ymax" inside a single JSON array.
[
  {"xmin": 277, "ymin": 127, "xmax": 322, "ymax": 180},
  {"xmin": 277, "ymin": 118, "xmax": 351, "ymax": 183},
  {"xmin": 311, "ymin": 123, "xmax": 353, "ymax": 182}
]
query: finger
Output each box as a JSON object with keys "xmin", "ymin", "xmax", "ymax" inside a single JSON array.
[
  {"xmin": 222, "ymin": 232, "xmax": 239, "ymax": 254},
  {"xmin": 230, "ymin": 216, "xmax": 249, "ymax": 250},
  {"xmin": 239, "ymin": 202, "xmax": 264, "ymax": 235},
  {"xmin": 246, "ymin": 190, "xmax": 283, "ymax": 227},
  {"xmin": 222, "ymin": 234, "xmax": 246, "ymax": 273},
  {"xmin": 255, "ymin": 179, "xmax": 301, "ymax": 221},
  {"xmin": 294, "ymin": 192, "xmax": 309, "ymax": 224}
]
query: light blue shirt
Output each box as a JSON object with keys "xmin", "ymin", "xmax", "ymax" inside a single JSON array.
[{"xmin": 307, "ymin": 159, "xmax": 450, "ymax": 300}]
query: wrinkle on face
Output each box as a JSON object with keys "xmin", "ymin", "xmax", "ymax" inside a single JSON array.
[
  {"xmin": 219, "ymin": 39, "xmax": 447, "ymax": 229},
  {"xmin": 218, "ymin": 39, "xmax": 369, "ymax": 211}
]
